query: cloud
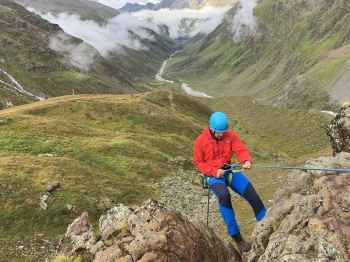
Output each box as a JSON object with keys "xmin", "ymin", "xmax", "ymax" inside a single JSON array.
[
  {"xmin": 29, "ymin": 5, "xmax": 231, "ymax": 53},
  {"xmin": 230, "ymin": 0, "xmax": 258, "ymax": 42},
  {"xmin": 32, "ymin": 10, "xmax": 154, "ymax": 56},
  {"xmin": 131, "ymin": 6, "xmax": 231, "ymax": 38},
  {"xmin": 48, "ymin": 32, "xmax": 97, "ymax": 72},
  {"xmin": 26, "ymin": 5, "xmax": 232, "ymax": 70}
]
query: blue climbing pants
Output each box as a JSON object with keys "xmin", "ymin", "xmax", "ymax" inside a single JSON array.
[{"xmin": 207, "ymin": 170, "xmax": 266, "ymax": 236}]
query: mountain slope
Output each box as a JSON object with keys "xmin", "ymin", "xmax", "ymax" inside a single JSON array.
[
  {"xmin": 0, "ymin": 0, "xmax": 131, "ymax": 103},
  {"xmin": 0, "ymin": 0, "xmax": 181, "ymax": 106},
  {"xmin": 14, "ymin": 0, "xmax": 120, "ymax": 24},
  {"xmin": 165, "ymin": 0, "xmax": 350, "ymax": 110}
]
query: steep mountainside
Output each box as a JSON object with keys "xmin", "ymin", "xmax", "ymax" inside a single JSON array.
[
  {"xmin": 14, "ymin": 0, "xmax": 120, "ymax": 24},
  {"xmin": 165, "ymin": 0, "xmax": 350, "ymax": 110},
  {"xmin": 0, "ymin": 0, "xmax": 180, "ymax": 107}
]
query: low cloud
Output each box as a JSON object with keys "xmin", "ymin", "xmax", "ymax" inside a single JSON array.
[
  {"xmin": 29, "ymin": 6, "xmax": 231, "ymax": 55},
  {"xmin": 48, "ymin": 32, "xmax": 97, "ymax": 72},
  {"xmin": 230, "ymin": 0, "xmax": 258, "ymax": 42},
  {"xmin": 132, "ymin": 6, "xmax": 231, "ymax": 38},
  {"xmin": 27, "ymin": 5, "xmax": 234, "ymax": 70},
  {"xmin": 30, "ymin": 10, "xmax": 154, "ymax": 56}
]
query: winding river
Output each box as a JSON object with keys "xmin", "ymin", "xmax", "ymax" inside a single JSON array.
[{"xmin": 156, "ymin": 55, "xmax": 213, "ymax": 98}]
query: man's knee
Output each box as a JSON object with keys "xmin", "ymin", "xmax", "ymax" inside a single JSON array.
[{"xmin": 211, "ymin": 183, "xmax": 231, "ymax": 208}]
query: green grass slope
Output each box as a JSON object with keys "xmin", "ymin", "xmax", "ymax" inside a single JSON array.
[
  {"xmin": 0, "ymin": 91, "xmax": 209, "ymax": 243},
  {"xmin": 204, "ymin": 96, "xmax": 333, "ymax": 159}
]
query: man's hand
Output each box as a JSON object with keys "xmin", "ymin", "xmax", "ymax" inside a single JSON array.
[
  {"xmin": 216, "ymin": 169, "xmax": 225, "ymax": 178},
  {"xmin": 243, "ymin": 161, "xmax": 252, "ymax": 169}
]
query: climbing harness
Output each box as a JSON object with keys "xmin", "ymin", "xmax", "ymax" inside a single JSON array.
[
  {"xmin": 200, "ymin": 165, "xmax": 244, "ymax": 227},
  {"xmin": 200, "ymin": 163, "xmax": 350, "ymax": 227}
]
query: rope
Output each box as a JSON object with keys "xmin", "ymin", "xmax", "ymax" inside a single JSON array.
[
  {"xmin": 230, "ymin": 165, "xmax": 350, "ymax": 173},
  {"xmin": 206, "ymin": 187, "xmax": 210, "ymax": 227}
]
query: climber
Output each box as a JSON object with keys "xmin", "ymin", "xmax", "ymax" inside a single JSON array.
[{"xmin": 193, "ymin": 112, "xmax": 266, "ymax": 253}]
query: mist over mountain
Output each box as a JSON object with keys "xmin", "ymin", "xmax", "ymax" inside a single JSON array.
[
  {"xmin": 3, "ymin": 0, "xmax": 350, "ymax": 110},
  {"xmin": 99, "ymin": 0, "xmax": 237, "ymax": 10},
  {"xmin": 0, "ymin": 0, "xmax": 179, "ymax": 103},
  {"xmin": 0, "ymin": 0, "xmax": 237, "ymax": 106}
]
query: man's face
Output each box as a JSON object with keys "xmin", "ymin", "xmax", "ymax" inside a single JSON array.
[{"xmin": 213, "ymin": 131, "xmax": 225, "ymax": 140}]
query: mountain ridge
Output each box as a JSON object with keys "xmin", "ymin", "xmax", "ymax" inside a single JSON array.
[
  {"xmin": 119, "ymin": 0, "xmax": 237, "ymax": 12},
  {"xmin": 13, "ymin": 0, "xmax": 120, "ymax": 24}
]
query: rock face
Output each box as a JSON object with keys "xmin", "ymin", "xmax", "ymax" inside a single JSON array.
[
  {"xmin": 248, "ymin": 152, "xmax": 350, "ymax": 262},
  {"xmin": 58, "ymin": 199, "xmax": 240, "ymax": 262},
  {"xmin": 58, "ymin": 212, "xmax": 96, "ymax": 256},
  {"xmin": 326, "ymin": 102, "xmax": 350, "ymax": 156}
]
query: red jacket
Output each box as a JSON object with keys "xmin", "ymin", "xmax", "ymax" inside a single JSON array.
[{"xmin": 193, "ymin": 127, "xmax": 252, "ymax": 177}]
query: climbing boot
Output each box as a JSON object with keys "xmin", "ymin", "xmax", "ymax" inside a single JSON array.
[{"xmin": 231, "ymin": 233, "xmax": 251, "ymax": 252}]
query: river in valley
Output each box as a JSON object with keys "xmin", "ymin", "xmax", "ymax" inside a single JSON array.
[{"xmin": 156, "ymin": 55, "xmax": 213, "ymax": 98}]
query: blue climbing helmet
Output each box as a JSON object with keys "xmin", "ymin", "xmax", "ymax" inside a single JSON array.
[{"xmin": 209, "ymin": 112, "xmax": 228, "ymax": 133}]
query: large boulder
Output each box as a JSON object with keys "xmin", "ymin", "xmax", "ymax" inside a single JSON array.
[
  {"xmin": 326, "ymin": 102, "xmax": 350, "ymax": 156},
  {"xmin": 248, "ymin": 152, "xmax": 350, "ymax": 261},
  {"xmin": 57, "ymin": 199, "xmax": 240, "ymax": 262}
]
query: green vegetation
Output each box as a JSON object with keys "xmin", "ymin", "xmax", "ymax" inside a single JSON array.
[
  {"xmin": 0, "ymin": 92, "xmax": 204, "ymax": 237},
  {"xmin": 165, "ymin": 0, "xmax": 350, "ymax": 110}
]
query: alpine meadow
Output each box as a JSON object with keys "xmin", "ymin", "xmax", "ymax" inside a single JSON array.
[{"xmin": 0, "ymin": 0, "xmax": 349, "ymax": 261}]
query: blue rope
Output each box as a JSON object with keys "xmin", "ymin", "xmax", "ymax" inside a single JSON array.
[{"xmin": 230, "ymin": 164, "xmax": 350, "ymax": 173}]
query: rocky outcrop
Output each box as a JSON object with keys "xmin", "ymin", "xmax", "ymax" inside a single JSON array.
[
  {"xmin": 326, "ymin": 102, "xmax": 350, "ymax": 156},
  {"xmin": 57, "ymin": 152, "xmax": 350, "ymax": 261},
  {"xmin": 248, "ymin": 152, "xmax": 350, "ymax": 262},
  {"xmin": 57, "ymin": 199, "xmax": 240, "ymax": 262}
]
